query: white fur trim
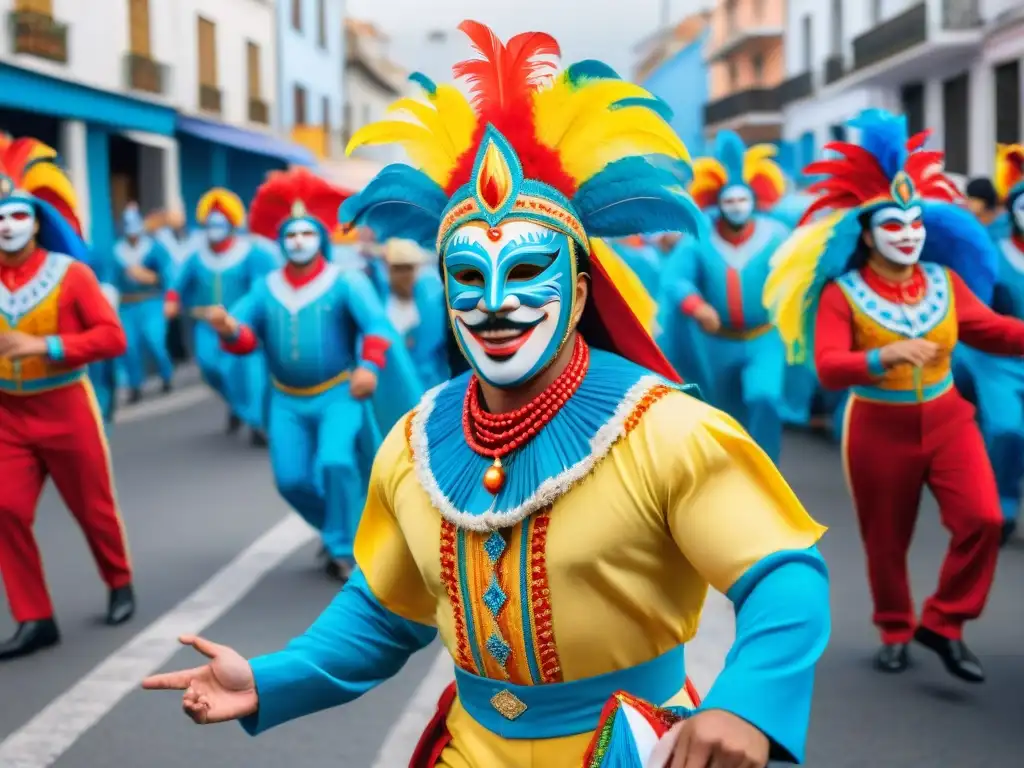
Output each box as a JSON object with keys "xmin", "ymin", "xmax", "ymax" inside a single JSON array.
[{"xmin": 409, "ymin": 375, "xmax": 665, "ymax": 531}]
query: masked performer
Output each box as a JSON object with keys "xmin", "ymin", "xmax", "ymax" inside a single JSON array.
[
  {"xmin": 86, "ymin": 243, "xmax": 121, "ymax": 423},
  {"xmin": 0, "ymin": 138, "xmax": 135, "ymax": 661},
  {"xmin": 660, "ymin": 131, "xmax": 789, "ymax": 461},
  {"xmin": 113, "ymin": 203, "xmax": 175, "ymax": 403},
  {"xmin": 165, "ymin": 189, "xmax": 277, "ymax": 444},
  {"xmin": 765, "ymin": 109, "xmax": 1024, "ymax": 682},
  {"xmin": 144, "ymin": 23, "xmax": 830, "ymax": 768},
  {"xmin": 205, "ymin": 169, "xmax": 422, "ymax": 580}
]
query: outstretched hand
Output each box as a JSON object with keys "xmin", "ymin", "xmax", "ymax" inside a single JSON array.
[
  {"xmin": 648, "ymin": 710, "xmax": 770, "ymax": 768},
  {"xmin": 141, "ymin": 635, "xmax": 258, "ymax": 724}
]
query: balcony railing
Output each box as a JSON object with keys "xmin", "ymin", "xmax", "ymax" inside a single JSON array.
[
  {"xmin": 775, "ymin": 72, "xmax": 813, "ymax": 107},
  {"xmin": 704, "ymin": 87, "xmax": 783, "ymax": 126},
  {"xmin": 8, "ymin": 10, "xmax": 68, "ymax": 64},
  {"xmin": 942, "ymin": 0, "xmax": 983, "ymax": 29},
  {"xmin": 248, "ymin": 98, "xmax": 270, "ymax": 125},
  {"xmin": 199, "ymin": 84, "xmax": 222, "ymax": 114},
  {"xmin": 824, "ymin": 54, "xmax": 845, "ymax": 85},
  {"xmin": 852, "ymin": 1, "xmax": 982, "ymax": 72},
  {"xmin": 125, "ymin": 53, "xmax": 169, "ymax": 95}
]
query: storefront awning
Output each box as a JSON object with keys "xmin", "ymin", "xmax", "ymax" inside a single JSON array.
[{"xmin": 176, "ymin": 115, "xmax": 316, "ymax": 166}]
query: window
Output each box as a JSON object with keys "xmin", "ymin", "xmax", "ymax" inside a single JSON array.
[
  {"xmin": 317, "ymin": 0, "xmax": 326, "ymax": 48},
  {"xmin": 197, "ymin": 16, "xmax": 217, "ymax": 86},
  {"xmin": 291, "ymin": 0, "xmax": 301, "ymax": 32},
  {"xmin": 830, "ymin": 0, "xmax": 843, "ymax": 56},
  {"xmin": 294, "ymin": 84, "xmax": 308, "ymax": 125},
  {"xmin": 321, "ymin": 95, "xmax": 330, "ymax": 132},
  {"xmin": 246, "ymin": 41, "xmax": 261, "ymax": 98},
  {"xmin": 871, "ymin": 0, "xmax": 883, "ymax": 24},
  {"xmin": 943, "ymin": 73, "xmax": 969, "ymax": 174},
  {"xmin": 15, "ymin": 0, "xmax": 53, "ymax": 13},
  {"xmin": 752, "ymin": 53, "xmax": 764, "ymax": 84},
  {"xmin": 900, "ymin": 82, "xmax": 925, "ymax": 137},
  {"xmin": 127, "ymin": 0, "xmax": 151, "ymax": 56},
  {"xmin": 995, "ymin": 60, "xmax": 1021, "ymax": 143},
  {"xmin": 801, "ymin": 15, "xmax": 812, "ymax": 72},
  {"xmin": 725, "ymin": 0, "xmax": 738, "ymax": 34}
]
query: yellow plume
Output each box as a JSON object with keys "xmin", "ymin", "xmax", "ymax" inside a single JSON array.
[
  {"xmin": 994, "ymin": 143, "xmax": 1024, "ymax": 202},
  {"xmin": 592, "ymin": 238, "xmax": 657, "ymax": 334},
  {"xmin": 21, "ymin": 161, "xmax": 80, "ymax": 219},
  {"xmin": 690, "ymin": 157, "xmax": 728, "ymax": 205},
  {"xmin": 533, "ymin": 77, "xmax": 653, "ymax": 153},
  {"xmin": 197, "ymin": 188, "xmax": 245, "ymax": 227},
  {"xmin": 743, "ymin": 143, "xmax": 786, "ymax": 198},
  {"xmin": 763, "ymin": 211, "xmax": 846, "ymax": 363}
]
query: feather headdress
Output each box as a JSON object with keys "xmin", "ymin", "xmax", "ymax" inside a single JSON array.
[
  {"xmin": 764, "ymin": 108, "xmax": 997, "ymax": 365},
  {"xmin": 994, "ymin": 143, "xmax": 1024, "ymax": 203},
  {"xmin": 0, "ymin": 135, "xmax": 87, "ymax": 259},
  {"xmin": 341, "ymin": 20, "xmax": 704, "ymax": 382},
  {"xmin": 689, "ymin": 131, "xmax": 786, "ymax": 211},
  {"xmin": 249, "ymin": 167, "xmax": 349, "ymax": 251},
  {"xmin": 196, "ymin": 188, "xmax": 246, "ymax": 228}
]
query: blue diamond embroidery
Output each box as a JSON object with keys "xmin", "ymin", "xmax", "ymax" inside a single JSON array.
[
  {"xmin": 483, "ymin": 576, "xmax": 507, "ymax": 617},
  {"xmin": 486, "ymin": 633, "xmax": 512, "ymax": 666},
  {"xmin": 484, "ymin": 531, "xmax": 506, "ymax": 563}
]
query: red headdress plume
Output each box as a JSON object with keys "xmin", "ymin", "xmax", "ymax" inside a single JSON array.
[
  {"xmin": 0, "ymin": 135, "xmax": 83, "ymax": 235},
  {"xmin": 248, "ymin": 167, "xmax": 350, "ymax": 240}
]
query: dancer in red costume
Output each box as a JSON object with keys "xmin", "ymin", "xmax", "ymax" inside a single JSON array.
[
  {"xmin": 0, "ymin": 137, "xmax": 135, "ymax": 662},
  {"xmin": 765, "ymin": 109, "xmax": 1024, "ymax": 683}
]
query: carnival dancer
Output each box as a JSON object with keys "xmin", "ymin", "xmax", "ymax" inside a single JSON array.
[
  {"xmin": 764, "ymin": 109, "xmax": 1024, "ymax": 682},
  {"xmin": 152, "ymin": 206, "xmax": 199, "ymax": 363},
  {"xmin": 113, "ymin": 203, "xmax": 175, "ymax": 403},
  {"xmin": 86, "ymin": 242, "xmax": 121, "ymax": 423},
  {"xmin": 205, "ymin": 168, "xmax": 423, "ymax": 580},
  {"xmin": 164, "ymin": 189, "xmax": 277, "ymax": 445},
  {"xmin": 660, "ymin": 132, "xmax": 789, "ymax": 461},
  {"xmin": 0, "ymin": 137, "xmax": 135, "ymax": 661},
  {"xmin": 144, "ymin": 23, "xmax": 830, "ymax": 767}
]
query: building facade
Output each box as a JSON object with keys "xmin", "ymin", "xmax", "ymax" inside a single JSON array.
[
  {"xmin": 342, "ymin": 19, "xmax": 403, "ymax": 166},
  {"xmin": 276, "ymin": 0, "xmax": 345, "ymax": 163}
]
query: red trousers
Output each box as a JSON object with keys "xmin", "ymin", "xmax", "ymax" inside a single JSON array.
[
  {"xmin": 0, "ymin": 381, "xmax": 132, "ymax": 622},
  {"xmin": 842, "ymin": 390, "xmax": 1002, "ymax": 644}
]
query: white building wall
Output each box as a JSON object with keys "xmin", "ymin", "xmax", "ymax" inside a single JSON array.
[{"xmin": 345, "ymin": 68, "xmax": 407, "ymax": 165}]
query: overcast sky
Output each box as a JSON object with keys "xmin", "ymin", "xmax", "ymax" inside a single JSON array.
[{"xmin": 346, "ymin": 0, "xmax": 712, "ymax": 81}]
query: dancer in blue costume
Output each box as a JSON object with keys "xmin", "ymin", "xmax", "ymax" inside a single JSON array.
[
  {"xmin": 609, "ymin": 235, "xmax": 661, "ymax": 295},
  {"xmin": 164, "ymin": 188, "xmax": 277, "ymax": 445},
  {"xmin": 206, "ymin": 169, "xmax": 423, "ymax": 580},
  {"xmin": 112, "ymin": 204, "xmax": 175, "ymax": 403},
  {"xmin": 661, "ymin": 131, "xmax": 790, "ymax": 461},
  {"xmin": 86, "ymin": 244, "xmax": 120, "ymax": 423}
]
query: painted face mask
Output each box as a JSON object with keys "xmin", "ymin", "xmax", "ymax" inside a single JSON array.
[
  {"xmin": 204, "ymin": 210, "xmax": 232, "ymax": 245},
  {"xmin": 718, "ymin": 185, "xmax": 754, "ymax": 228},
  {"xmin": 444, "ymin": 220, "xmax": 576, "ymax": 388},
  {"xmin": 282, "ymin": 219, "xmax": 321, "ymax": 265},
  {"xmin": 0, "ymin": 200, "xmax": 37, "ymax": 254},
  {"xmin": 1012, "ymin": 194, "xmax": 1024, "ymax": 233},
  {"xmin": 870, "ymin": 205, "xmax": 926, "ymax": 266}
]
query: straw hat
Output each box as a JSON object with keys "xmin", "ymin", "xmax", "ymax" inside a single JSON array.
[{"xmin": 384, "ymin": 238, "xmax": 428, "ymax": 267}]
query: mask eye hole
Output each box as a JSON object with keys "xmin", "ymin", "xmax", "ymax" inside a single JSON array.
[
  {"xmin": 910, "ymin": 219, "xmax": 924, "ymax": 230},
  {"xmin": 508, "ymin": 264, "xmax": 544, "ymax": 282},
  {"xmin": 11, "ymin": 212, "xmax": 30, "ymax": 221},
  {"xmin": 879, "ymin": 221, "xmax": 903, "ymax": 232},
  {"xmin": 454, "ymin": 268, "xmax": 484, "ymax": 287}
]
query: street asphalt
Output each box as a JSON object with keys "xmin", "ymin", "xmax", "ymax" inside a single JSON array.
[{"xmin": 0, "ymin": 387, "xmax": 1021, "ymax": 767}]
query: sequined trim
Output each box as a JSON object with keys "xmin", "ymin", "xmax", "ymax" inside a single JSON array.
[
  {"xmin": 526, "ymin": 509, "xmax": 562, "ymax": 683},
  {"xmin": 624, "ymin": 384, "xmax": 672, "ymax": 433},
  {"xmin": 439, "ymin": 519, "xmax": 478, "ymax": 673}
]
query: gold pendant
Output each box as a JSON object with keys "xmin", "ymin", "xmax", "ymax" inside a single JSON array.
[{"xmin": 482, "ymin": 457, "xmax": 505, "ymax": 495}]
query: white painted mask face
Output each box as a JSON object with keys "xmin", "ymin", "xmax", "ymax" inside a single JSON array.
[
  {"xmin": 204, "ymin": 211, "xmax": 232, "ymax": 244},
  {"xmin": 718, "ymin": 185, "xmax": 754, "ymax": 228},
  {"xmin": 1012, "ymin": 194, "xmax": 1024, "ymax": 233},
  {"xmin": 870, "ymin": 205, "xmax": 926, "ymax": 266},
  {"xmin": 444, "ymin": 220, "xmax": 576, "ymax": 388},
  {"xmin": 282, "ymin": 219, "xmax": 321, "ymax": 265},
  {"xmin": 0, "ymin": 200, "xmax": 37, "ymax": 254}
]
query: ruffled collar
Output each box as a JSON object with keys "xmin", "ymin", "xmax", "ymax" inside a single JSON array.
[{"xmin": 409, "ymin": 349, "xmax": 685, "ymax": 531}]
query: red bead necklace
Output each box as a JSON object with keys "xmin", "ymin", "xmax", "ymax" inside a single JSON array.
[{"xmin": 463, "ymin": 335, "xmax": 589, "ymax": 494}]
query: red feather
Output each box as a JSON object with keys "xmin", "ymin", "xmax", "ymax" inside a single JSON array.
[
  {"xmin": 905, "ymin": 130, "xmax": 931, "ymax": 152},
  {"xmin": 0, "ymin": 135, "xmax": 83, "ymax": 234},
  {"xmin": 248, "ymin": 168, "xmax": 350, "ymax": 241}
]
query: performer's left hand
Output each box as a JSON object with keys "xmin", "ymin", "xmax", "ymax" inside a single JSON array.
[
  {"xmin": 350, "ymin": 366, "xmax": 378, "ymax": 399},
  {"xmin": 0, "ymin": 331, "xmax": 48, "ymax": 360},
  {"xmin": 127, "ymin": 265, "xmax": 159, "ymax": 285},
  {"xmin": 649, "ymin": 710, "xmax": 770, "ymax": 768}
]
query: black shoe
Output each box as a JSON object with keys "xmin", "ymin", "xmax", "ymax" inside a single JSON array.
[
  {"xmin": 106, "ymin": 585, "xmax": 136, "ymax": 626},
  {"xmin": 161, "ymin": 379, "xmax": 173, "ymax": 395},
  {"xmin": 250, "ymin": 430, "xmax": 268, "ymax": 448},
  {"xmin": 324, "ymin": 557, "xmax": 355, "ymax": 583},
  {"xmin": 127, "ymin": 388, "xmax": 143, "ymax": 405},
  {"xmin": 1001, "ymin": 520, "xmax": 1017, "ymax": 547},
  {"xmin": 226, "ymin": 413, "xmax": 242, "ymax": 434},
  {"xmin": 0, "ymin": 619, "xmax": 61, "ymax": 661},
  {"xmin": 873, "ymin": 643, "xmax": 909, "ymax": 673},
  {"xmin": 914, "ymin": 626, "xmax": 984, "ymax": 683}
]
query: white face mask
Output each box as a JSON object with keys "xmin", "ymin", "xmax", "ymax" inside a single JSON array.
[
  {"xmin": 282, "ymin": 219, "xmax": 321, "ymax": 265},
  {"xmin": 0, "ymin": 200, "xmax": 37, "ymax": 254},
  {"xmin": 1012, "ymin": 195, "xmax": 1024, "ymax": 233},
  {"xmin": 870, "ymin": 205, "xmax": 926, "ymax": 266},
  {"xmin": 205, "ymin": 211, "xmax": 232, "ymax": 245},
  {"xmin": 718, "ymin": 185, "xmax": 754, "ymax": 228}
]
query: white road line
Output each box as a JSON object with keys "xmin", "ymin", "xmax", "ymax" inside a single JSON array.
[
  {"xmin": 0, "ymin": 514, "xmax": 316, "ymax": 768},
  {"xmin": 114, "ymin": 385, "xmax": 212, "ymax": 424},
  {"xmin": 368, "ymin": 592, "xmax": 735, "ymax": 764}
]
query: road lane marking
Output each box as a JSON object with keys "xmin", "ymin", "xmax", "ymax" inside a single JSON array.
[
  {"xmin": 115, "ymin": 385, "xmax": 212, "ymax": 424},
  {"xmin": 369, "ymin": 592, "xmax": 734, "ymax": 764},
  {"xmin": 0, "ymin": 514, "xmax": 316, "ymax": 768}
]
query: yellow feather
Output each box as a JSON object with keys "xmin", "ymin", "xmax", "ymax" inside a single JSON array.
[
  {"xmin": 388, "ymin": 98, "xmax": 454, "ymax": 154},
  {"xmin": 21, "ymin": 163, "xmax": 80, "ymax": 216},
  {"xmin": 592, "ymin": 238, "xmax": 657, "ymax": 333},
  {"xmin": 427, "ymin": 84, "xmax": 477, "ymax": 155},
  {"xmin": 346, "ymin": 120, "xmax": 452, "ymax": 187},
  {"xmin": 196, "ymin": 188, "xmax": 245, "ymax": 227},
  {"xmin": 533, "ymin": 79, "xmax": 654, "ymax": 152}
]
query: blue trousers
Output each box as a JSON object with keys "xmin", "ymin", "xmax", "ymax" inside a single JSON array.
[
  {"xmin": 118, "ymin": 298, "xmax": 174, "ymax": 389},
  {"xmin": 194, "ymin": 323, "xmax": 268, "ymax": 431},
  {"xmin": 702, "ymin": 329, "xmax": 786, "ymax": 462},
  {"xmin": 268, "ymin": 384, "xmax": 372, "ymax": 558},
  {"xmin": 779, "ymin": 363, "xmax": 817, "ymax": 427},
  {"xmin": 955, "ymin": 346, "xmax": 1024, "ymax": 522}
]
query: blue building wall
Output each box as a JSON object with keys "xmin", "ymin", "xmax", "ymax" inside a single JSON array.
[
  {"xmin": 276, "ymin": 0, "xmax": 345, "ymax": 133},
  {"xmin": 643, "ymin": 30, "xmax": 710, "ymax": 160}
]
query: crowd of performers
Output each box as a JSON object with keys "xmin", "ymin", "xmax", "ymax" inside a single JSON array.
[{"xmin": 1, "ymin": 17, "xmax": 1022, "ymax": 767}]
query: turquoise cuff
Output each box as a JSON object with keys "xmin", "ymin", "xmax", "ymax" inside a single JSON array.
[
  {"xmin": 358, "ymin": 360, "xmax": 381, "ymax": 377},
  {"xmin": 45, "ymin": 336, "xmax": 65, "ymax": 362},
  {"xmin": 866, "ymin": 348, "xmax": 886, "ymax": 377}
]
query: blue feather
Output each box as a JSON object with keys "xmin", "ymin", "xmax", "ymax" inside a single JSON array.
[
  {"xmin": 408, "ymin": 71, "xmax": 437, "ymax": 96},
  {"xmin": 920, "ymin": 201, "xmax": 998, "ymax": 303},
  {"xmin": 573, "ymin": 157, "xmax": 704, "ymax": 239},
  {"xmin": 611, "ymin": 96, "xmax": 674, "ymax": 121},
  {"xmin": 847, "ymin": 109, "xmax": 908, "ymax": 179},
  {"xmin": 34, "ymin": 198, "xmax": 89, "ymax": 261},
  {"xmin": 714, "ymin": 130, "xmax": 747, "ymax": 185},
  {"xmin": 641, "ymin": 153, "xmax": 693, "ymax": 185},
  {"xmin": 338, "ymin": 164, "xmax": 447, "ymax": 249},
  {"xmin": 564, "ymin": 59, "xmax": 620, "ymax": 85}
]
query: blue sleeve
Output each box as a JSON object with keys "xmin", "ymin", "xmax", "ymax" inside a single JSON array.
[
  {"xmin": 172, "ymin": 255, "xmax": 195, "ymax": 302},
  {"xmin": 239, "ymin": 569, "xmax": 437, "ymax": 735},
  {"xmin": 249, "ymin": 245, "xmax": 280, "ymax": 282},
  {"xmin": 698, "ymin": 547, "xmax": 830, "ymax": 764},
  {"xmin": 146, "ymin": 241, "xmax": 177, "ymax": 288},
  {"xmin": 660, "ymin": 240, "xmax": 702, "ymax": 305},
  {"xmin": 344, "ymin": 270, "xmax": 394, "ymax": 359},
  {"xmin": 228, "ymin": 280, "xmax": 269, "ymax": 342},
  {"xmin": 367, "ymin": 258, "xmax": 389, "ymax": 300}
]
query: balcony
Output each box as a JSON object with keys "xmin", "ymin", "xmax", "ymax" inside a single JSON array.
[
  {"xmin": 248, "ymin": 98, "xmax": 270, "ymax": 125},
  {"xmin": 199, "ymin": 84, "xmax": 222, "ymax": 115},
  {"xmin": 125, "ymin": 53, "xmax": 169, "ymax": 95},
  {"xmin": 8, "ymin": 10, "xmax": 68, "ymax": 64},
  {"xmin": 706, "ymin": 24, "xmax": 784, "ymax": 63},
  {"xmin": 823, "ymin": 54, "xmax": 845, "ymax": 85},
  {"xmin": 704, "ymin": 86, "xmax": 782, "ymax": 127},
  {"xmin": 775, "ymin": 72, "xmax": 813, "ymax": 107},
  {"xmin": 291, "ymin": 125, "xmax": 330, "ymax": 160}
]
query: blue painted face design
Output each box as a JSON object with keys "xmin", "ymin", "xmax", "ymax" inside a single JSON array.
[
  {"xmin": 443, "ymin": 221, "xmax": 576, "ymax": 388},
  {"xmin": 718, "ymin": 184, "xmax": 754, "ymax": 227},
  {"xmin": 204, "ymin": 210, "xmax": 232, "ymax": 244},
  {"xmin": 282, "ymin": 218, "xmax": 321, "ymax": 265},
  {"xmin": 1012, "ymin": 193, "xmax": 1024, "ymax": 233}
]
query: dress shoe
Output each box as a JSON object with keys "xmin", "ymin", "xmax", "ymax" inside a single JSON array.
[
  {"xmin": 873, "ymin": 643, "xmax": 909, "ymax": 673},
  {"xmin": 127, "ymin": 388, "xmax": 143, "ymax": 405},
  {"xmin": 250, "ymin": 429, "xmax": 268, "ymax": 448},
  {"xmin": 106, "ymin": 584, "xmax": 136, "ymax": 626},
  {"xmin": 1001, "ymin": 520, "xmax": 1017, "ymax": 547},
  {"xmin": 914, "ymin": 626, "xmax": 984, "ymax": 683},
  {"xmin": 325, "ymin": 557, "xmax": 355, "ymax": 583},
  {"xmin": 226, "ymin": 413, "xmax": 242, "ymax": 434},
  {"xmin": 0, "ymin": 619, "xmax": 61, "ymax": 661}
]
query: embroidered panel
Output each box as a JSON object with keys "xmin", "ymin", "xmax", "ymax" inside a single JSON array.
[
  {"xmin": 266, "ymin": 264, "xmax": 339, "ymax": 314},
  {"xmin": 0, "ymin": 253, "xmax": 71, "ymax": 324},
  {"xmin": 837, "ymin": 263, "xmax": 950, "ymax": 338}
]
